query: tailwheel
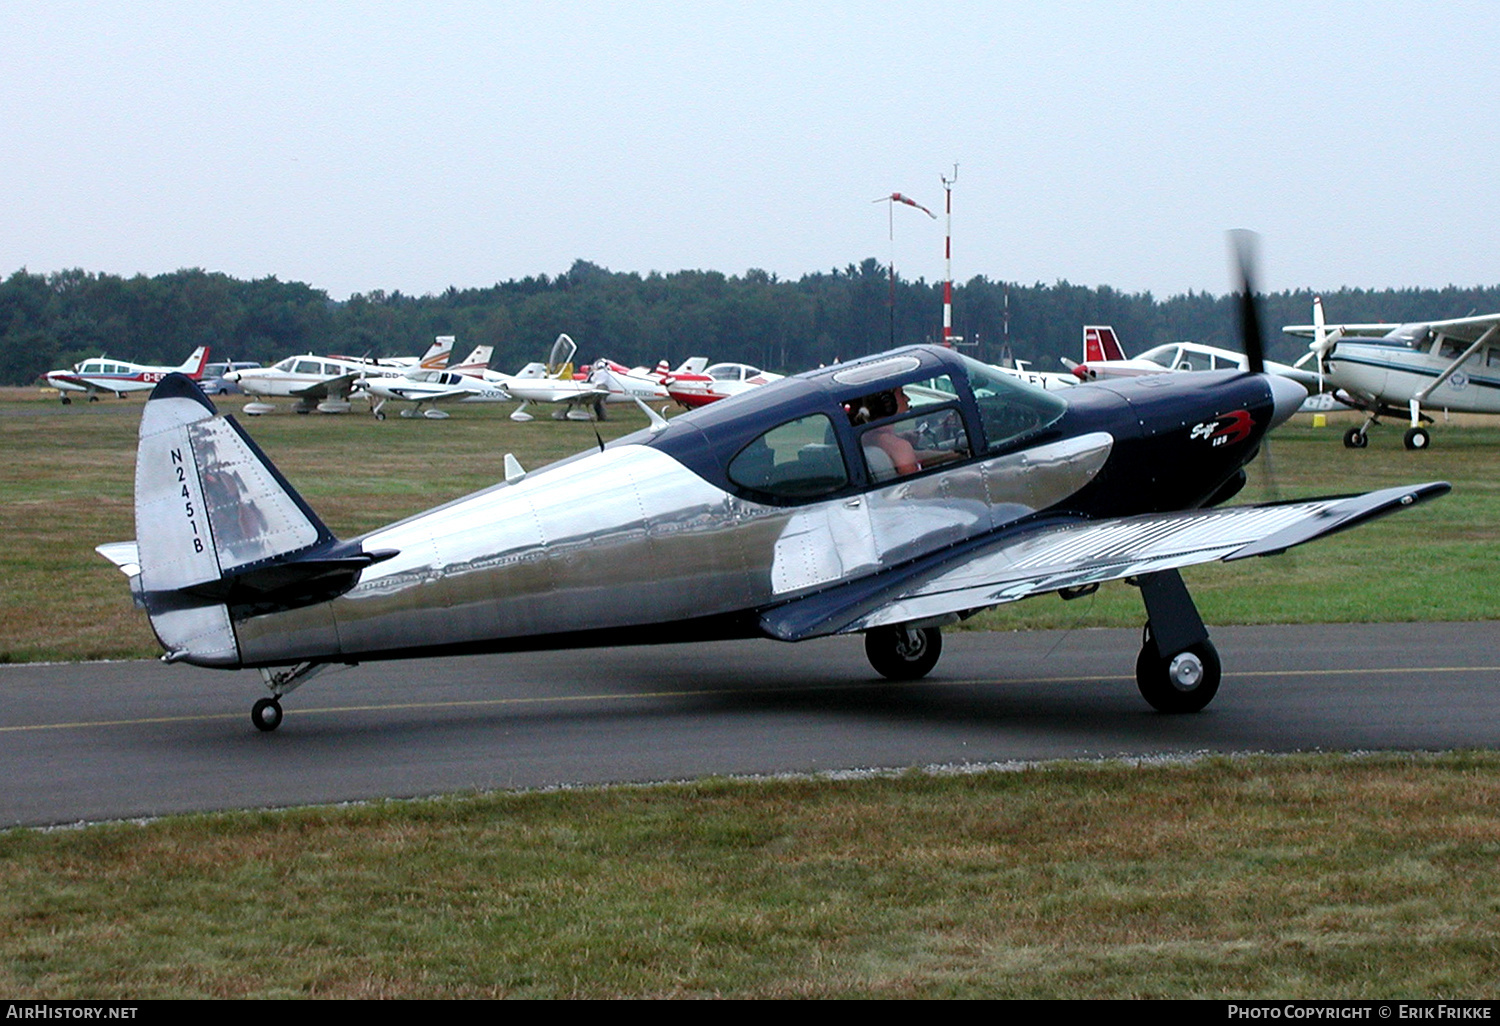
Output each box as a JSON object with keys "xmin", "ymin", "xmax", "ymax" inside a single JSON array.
[
  {"xmin": 251, "ymin": 697, "xmax": 284, "ymax": 732},
  {"xmin": 1135, "ymin": 627, "xmax": 1220, "ymax": 713},
  {"xmin": 1343, "ymin": 427, "xmax": 1367, "ymax": 449},
  {"xmin": 865, "ymin": 625, "xmax": 942, "ymax": 680},
  {"xmin": 1403, "ymin": 427, "xmax": 1430, "ymax": 450}
]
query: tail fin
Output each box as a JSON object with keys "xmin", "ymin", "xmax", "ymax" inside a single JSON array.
[
  {"xmin": 116, "ymin": 374, "xmax": 393, "ymax": 666},
  {"xmin": 418, "ymin": 336, "xmax": 454, "ymax": 370},
  {"xmin": 1083, "ymin": 326, "xmax": 1126, "ymax": 363},
  {"xmin": 176, "ymin": 346, "xmax": 211, "ymax": 378},
  {"xmin": 451, "ymin": 345, "xmax": 493, "ymax": 376}
]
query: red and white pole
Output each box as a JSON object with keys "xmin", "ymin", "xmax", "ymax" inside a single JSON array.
[{"xmin": 941, "ymin": 165, "xmax": 958, "ymax": 347}]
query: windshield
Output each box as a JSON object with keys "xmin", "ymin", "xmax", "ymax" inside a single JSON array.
[{"xmin": 956, "ymin": 354, "xmax": 1068, "ymax": 453}]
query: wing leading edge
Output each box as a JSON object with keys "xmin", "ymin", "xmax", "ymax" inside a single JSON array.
[{"xmin": 759, "ymin": 482, "xmax": 1450, "ymax": 642}]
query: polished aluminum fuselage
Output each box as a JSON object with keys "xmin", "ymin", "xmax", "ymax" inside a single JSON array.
[{"xmin": 233, "ymin": 433, "xmax": 1112, "ymax": 666}]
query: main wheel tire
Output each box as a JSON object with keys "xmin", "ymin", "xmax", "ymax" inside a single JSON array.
[
  {"xmin": 251, "ymin": 697, "xmax": 284, "ymax": 732},
  {"xmin": 1343, "ymin": 427, "xmax": 1368, "ymax": 449},
  {"xmin": 1135, "ymin": 631, "xmax": 1221, "ymax": 713},
  {"xmin": 865, "ymin": 625, "xmax": 942, "ymax": 680},
  {"xmin": 1403, "ymin": 427, "xmax": 1430, "ymax": 450}
]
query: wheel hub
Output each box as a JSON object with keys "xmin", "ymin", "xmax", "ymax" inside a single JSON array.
[{"xmin": 1167, "ymin": 651, "xmax": 1204, "ymax": 691}]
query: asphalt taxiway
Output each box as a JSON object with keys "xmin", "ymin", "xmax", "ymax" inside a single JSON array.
[{"xmin": 2, "ymin": 622, "xmax": 1496, "ymax": 827}]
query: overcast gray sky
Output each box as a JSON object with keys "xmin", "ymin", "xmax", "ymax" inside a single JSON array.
[{"xmin": 4, "ymin": 1, "xmax": 1496, "ymax": 300}]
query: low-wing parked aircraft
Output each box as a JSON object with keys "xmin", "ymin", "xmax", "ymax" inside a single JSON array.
[
  {"xmin": 1283, "ymin": 297, "xmax": 1500, "ymax": 449},
  {"xmin": 42, "ymin": 346, "xmax": 211, "ymax": 403},
  {"xmin": 588, "ymin": 358, "xmax": 673, "ymax": 408},
  {"xmin": 357, "ymin": 362, "xmax": 512, "ymax": 420},
  {"xmin": 98, "ymin": 248, "xmax": 1448, "ymax": 732},
  {"xmin": 1066, "ymin": 325, "xmax": 1321, "ymax": 392},
  {"xmin": 483, "ymin": 334, "xmax": 610, "ymax": 421},
  {"xmin": 227, "ymin": 338, "xmax": 453, "ymax": 415},
  {"xmin": 664, "ymin": 361, "xmax": 783, "ymax": 408}
]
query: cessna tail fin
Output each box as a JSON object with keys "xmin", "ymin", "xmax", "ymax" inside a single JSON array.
[
  {"xmin": 117, "ymin": 374, "xmax": 394, "ymax": 666},
  {"xmin": 1083, "ymin": 326, "xmax": 1126, "ymax": 364}
]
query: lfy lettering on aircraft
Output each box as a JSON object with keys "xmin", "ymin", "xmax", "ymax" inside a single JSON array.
[
  {"xmin": 1065, "ymin": 325, "xmax": 1321, "ymax": 390},
  {"xmin": 97, "ymin": 245, "xmax": 1447, "ymax": 731},
  {"xmin": 1284, "ymin": 296, "xmax": 1500, "ymax": 450},
  {"xmin": 42, "ymin": 346, "xmax": 211, "ymax": 403}
]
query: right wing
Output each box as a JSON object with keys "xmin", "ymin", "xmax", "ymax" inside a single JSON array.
[
  {"xmin": 291, "ymin": 371, "xmax": 364, "ymax": 400},
  {"xmin": 760, "ymin": 482, "xmax": 1450, "ymax": 642}
]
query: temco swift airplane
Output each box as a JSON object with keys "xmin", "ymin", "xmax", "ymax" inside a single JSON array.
[
  {"xmin": 42, "ymin": 346, "xmax": 210, "ymax": 403},
  {"xmin": 1283, "ymin": 297, "xmax": 1500, "ymax": 450},
  {"xmin": 98, "ymin": 246, "xmax": 1448, "ymax": 732}
]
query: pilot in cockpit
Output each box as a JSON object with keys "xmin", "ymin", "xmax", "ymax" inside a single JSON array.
[{"xmin": 850, "ymin": 387, "xmax": 967, "ymax": 480}]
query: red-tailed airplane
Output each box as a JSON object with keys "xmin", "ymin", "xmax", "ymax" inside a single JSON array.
[
  {"xmin": 42, "ymin": 346, "xmax": 210, "ymax": 403},
  {"xmin": 664, "ymin": 361, "xmax": 783, "ymax": 408}
]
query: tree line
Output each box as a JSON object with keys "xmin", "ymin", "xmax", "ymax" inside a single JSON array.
[{"xmin": 4, "ymin": 259, "xmax": 1499, "ymax": 386}]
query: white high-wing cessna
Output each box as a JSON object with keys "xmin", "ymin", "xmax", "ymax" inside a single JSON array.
[
  {"xmin": 97, "ymin": 250, "xmax": 1449, "ymax": 733},
  {"xmin": 483, "ymin": 334, "xmax": 611, "ymax": 421},
  {"xmin": 41, "ymin": 346, "xmax": 210, "ymax": 403},
  {"xmin": 1283, "ymin": 297, "xmax": 1500, "ymax": 449},
  {"xmin": 227, "ymin": 338, "xmax": 454, "ymax": 415}
]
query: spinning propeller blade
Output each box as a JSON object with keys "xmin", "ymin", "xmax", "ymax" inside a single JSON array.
[{"xmin": 1230, "ymin": 229, "xmax": 1266, "ymax": 376}]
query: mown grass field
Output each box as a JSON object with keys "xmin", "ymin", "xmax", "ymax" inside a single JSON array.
[
  {"xmin": 3, "ymin": 753, "xmax": 1499, "ymax": 999},
  {"xmin": 2, "ymin": 387, "xmax": 1495, "ymax": 661},
  {"xmin": 2, "ymin": 387, "xmax": 1497, "ymax": 999}
]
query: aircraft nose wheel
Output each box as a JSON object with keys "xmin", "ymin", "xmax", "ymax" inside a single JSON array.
[
  {"xmin": 251, "ymin": 697, "xmax": 284, "ymax": 732},
  {"xmin": 865, "ymin": 625, "xmax": 943, "ymax": 680},
  {"xmin": 1135, "ymin": 630, "xmax": 1220, "ymax": 713},
  {"xmin": 1343, "ymin": 427, "xmax": 1368, "ymax": 449},
  {"xmin": 1403, "ymin": 427, "xmax": 1430, "ymax": 450}
]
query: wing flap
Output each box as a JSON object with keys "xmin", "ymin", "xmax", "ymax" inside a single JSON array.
[{"xmin": 759, "ymin": 482, "xmax": 1450, "ymax": 642}]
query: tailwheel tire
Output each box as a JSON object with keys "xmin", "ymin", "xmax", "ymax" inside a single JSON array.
[
  {"xmin": 1135, "ymin": 630, "xmax": 1220, "ymax": 713},
  {"xmin": 251, "ymin": 698, "xmax": 284, "ymax": 732},
  {"xmin": 1403, "ymin": 427, "xmax": 1430, "ymax": 450},
  {"xmin": 1343, "ymin": 427, "xmax": 1368, "ymax": 449},
  {"xmin": 865, "ymin": 625, "xmax": 942, "ymax": 680}
]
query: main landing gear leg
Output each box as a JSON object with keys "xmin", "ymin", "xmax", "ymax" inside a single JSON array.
[
  {"xmin": 252, "ymin": 662, "xmax": 328, "ymax": 732},
  {"xmin": 1132, "ymin": 570, "xmax": 1221, "ymax": 713},
  {"xmin": 865, "ymin": 624, "xmax": 943, "ymax": 680}
]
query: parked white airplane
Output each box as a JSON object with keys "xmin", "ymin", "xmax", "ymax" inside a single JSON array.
[
  {"xmin": 358, "ymin": 346, "xmax": 509, "ymax": 420},
  {"xmin": 483, "ymin": 334, "xmax": 610, "ymax": 421},
  {"xmin": 1066, "ymin": 326, "xmax": 1321, "ymax": 393},
  {"xmin": 41, "ymin": 346, "xmax": 210, "ymax": 403},
  {"xmin": 228, "ymin": 338, "xmax": 453, "ymax": 415},
  {"xmin": 587, "ymin": 358, "xmax": 673, "ymax": 408},
  {"xmin": 1283, "ymin": 297, "xmax": 1500, "ymax": 449}
]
